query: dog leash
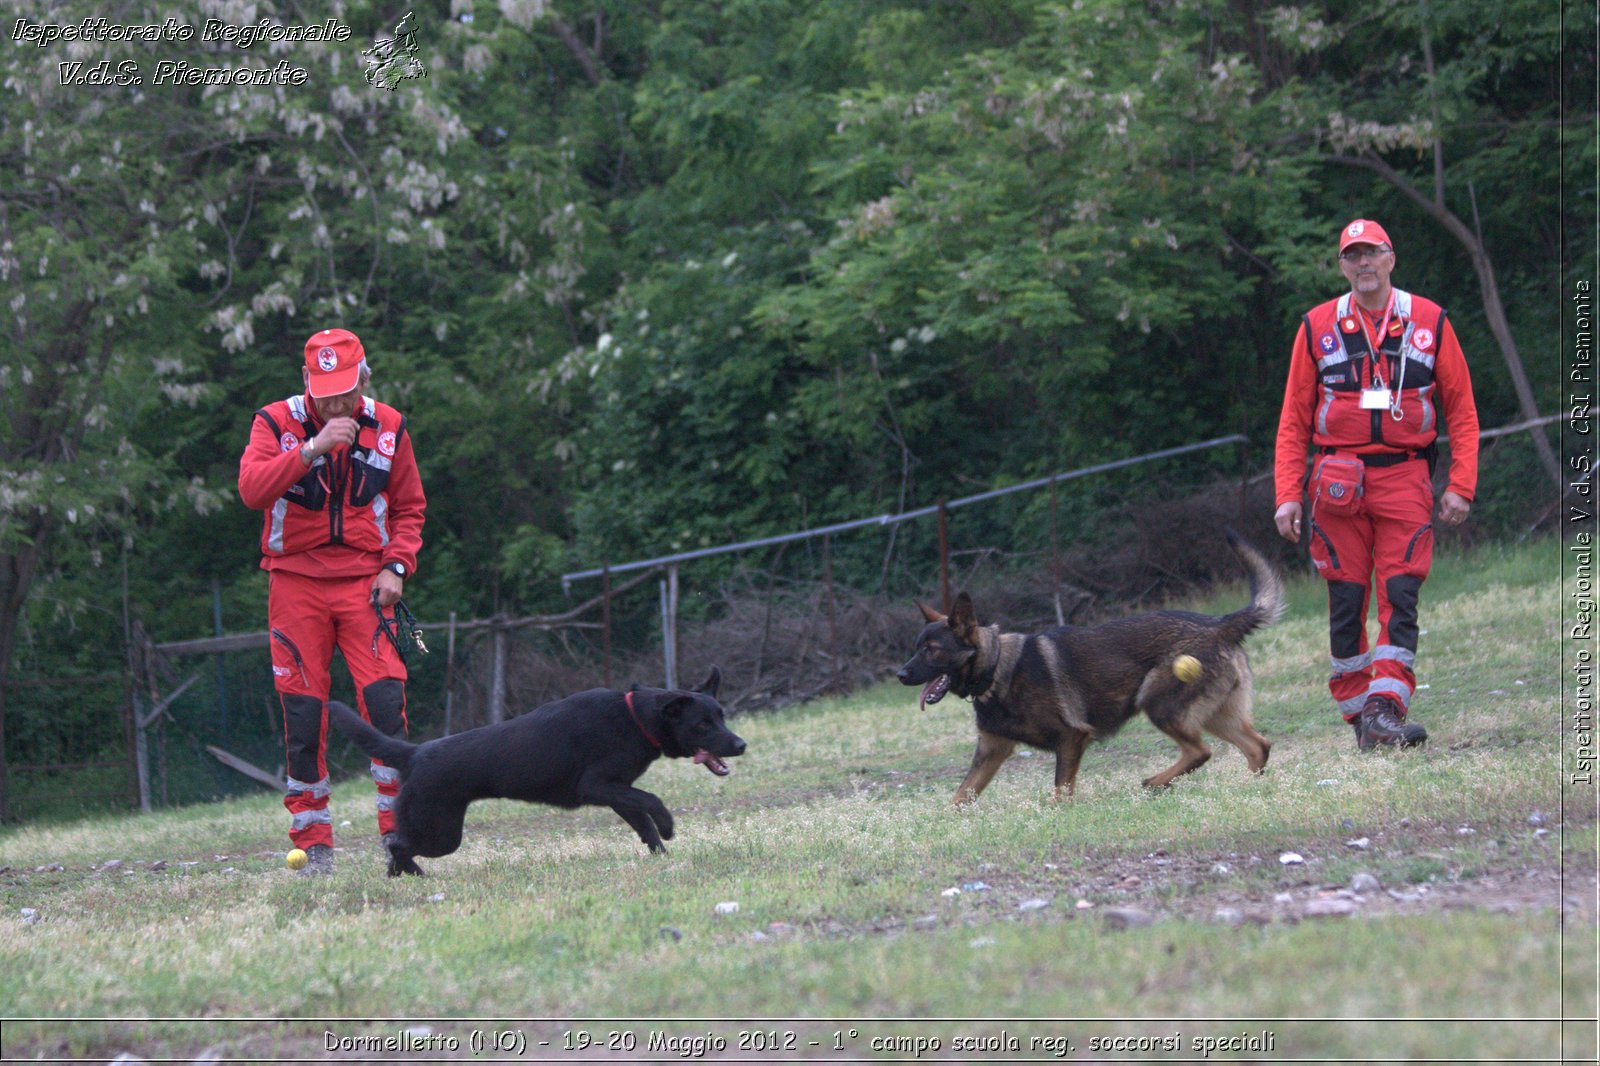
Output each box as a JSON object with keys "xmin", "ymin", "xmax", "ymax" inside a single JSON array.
[
  {"xmin": 371, "ymin": 598, "xmax": 428, "ymax": 664},
  {"xmin": 624, "ymin": 691, "xmax": 661, "ymax": 749}
]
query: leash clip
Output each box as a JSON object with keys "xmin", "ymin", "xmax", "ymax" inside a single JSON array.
[{"xmin": 372, "ymin": 598, "xmax": 428, "ymax": 663}]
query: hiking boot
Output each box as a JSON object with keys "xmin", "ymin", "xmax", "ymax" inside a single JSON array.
[
  {"xmin": 1357, "ymin": 697, "xmax": 1427, "ymax": 751},
  {"xmin": 298, "ymin": 843, "xmax": 335, "ymax": 876}
]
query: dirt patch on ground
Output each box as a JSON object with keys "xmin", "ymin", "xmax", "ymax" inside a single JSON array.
[
  {"xmin": 749, "ymin": 809, "xmax": 1596, "ymax": 944},
  {"xmin": 8, "ymin": 812, "xmax": 1591, "ymax": 1064}
]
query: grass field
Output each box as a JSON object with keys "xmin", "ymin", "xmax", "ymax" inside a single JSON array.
[{"xmin": 1, "ymin": 537, "xmax": 1594, "ymax": 1063}]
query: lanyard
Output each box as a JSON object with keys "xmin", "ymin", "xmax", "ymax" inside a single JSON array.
[
  {"xmin": 1357, "ymin": 294, "xmax": 1395, "ymax": 388},
  {"xmin": 1358, "ymin": 298, "xmax": 1410, "ymax": 421}
]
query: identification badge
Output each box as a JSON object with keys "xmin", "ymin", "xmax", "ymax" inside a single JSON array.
[{"xmin": 1360, "ymin": 388, "xmax": 1391, "ymax": 410}]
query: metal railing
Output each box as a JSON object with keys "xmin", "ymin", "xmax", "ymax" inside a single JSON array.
[
  {"xmin": 560, "ymin": 434, "xmax": 1249, "ymax": 587},
  {"xmin": 560, "ymin": 434, "xmax": 1251, "ymax": 685}
]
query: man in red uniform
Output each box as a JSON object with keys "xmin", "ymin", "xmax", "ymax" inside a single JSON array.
[
  {"xmin": 238, "ymin": 328, "xmax": 426, "ymax": 872},
  {"xmin": 1274, "ymin": 220, "xmax": 1479, "ymax": 750}
]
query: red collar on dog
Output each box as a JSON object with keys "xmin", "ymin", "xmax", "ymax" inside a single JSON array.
[{"xmin": 625, "ymin": 690, "xmax": 662, "ymax": 749}]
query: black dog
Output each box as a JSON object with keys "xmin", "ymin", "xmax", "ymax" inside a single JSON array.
[
  {"xmin": 328, "ymin": 667, "xmax": 745, "ymax": 875},
  {"xmin": 897, "ymin": 529, "xmax": 1284, "ymax": 804}
]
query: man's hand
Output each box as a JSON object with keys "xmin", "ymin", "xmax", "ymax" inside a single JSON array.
[
  {"xmin": 305, "ymin": 416, "xmax": 359, "ymax": 461},
  {"xmin": 1437, "ymin": 490, "xmax": 1471, "ymax": 526},
  {"xmin": 1274, "ymin": 501, "xmax": 1303, "ymax": 543},
  {"xmin": 371, "ymin": 568, "xmax": 404, "ymax": 608}
]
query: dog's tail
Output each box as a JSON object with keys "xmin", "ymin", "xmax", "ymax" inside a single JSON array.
[
  {"xmin": 327, "ymin": 699, "xmax": 416, "ymax": 774},
  {"xmin": 1216, "ymin": 527, "xmax": 1287, "ymax": 646}
]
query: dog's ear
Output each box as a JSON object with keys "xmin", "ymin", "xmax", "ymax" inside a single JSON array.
[
  {"xmin": 949, "ymin": 591, "xmax": 978, "ymax": 637},
  {"xmin": 916, "ymin": 601, "xmax": 945, "ymax": 624},
  {"xmin": 659, "ymin": 694, "xmax": 693, "ymax": 722},
  {"xmin": 693, "ymin": 666, "xmax": 721, "ymax": 698}
]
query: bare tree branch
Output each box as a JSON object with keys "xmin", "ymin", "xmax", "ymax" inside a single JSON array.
[{"xmin": 550, "ymin": 15, "xmax": 604, "ymax": 87}]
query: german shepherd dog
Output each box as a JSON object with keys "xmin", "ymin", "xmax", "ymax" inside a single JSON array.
[
  {"xmin": 329, "ymin": 667, "xmax": 745, "ymax": 875},
  {"xmin": 896, "ymin": 530, "xmax": 1284, "ymax": 804}
]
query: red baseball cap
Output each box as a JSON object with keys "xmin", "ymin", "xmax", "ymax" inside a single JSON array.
[
  {"xmin": 1338, "ymin": 219, "xmax": 1392, "ymax": 253},
  {"xmin": 303, "ymin": 328, "xmax": 364, "ymax": 397}
]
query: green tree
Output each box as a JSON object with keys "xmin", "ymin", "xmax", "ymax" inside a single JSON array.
[
  {"xmin": 0, "ymin": 0, "xmax": 583, "ymax": 815},
  {"xmin": 1244, "ymin": 0, "xmax": 1587, "ymax": 485},
  {"xmin": 546, "ymin": 0, "xmax": 1307, "ymax": 573}
]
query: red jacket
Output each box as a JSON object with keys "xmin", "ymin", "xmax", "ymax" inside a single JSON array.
[
  {"xmin": 1275, "ymin": 288, "xmax": 1479, "ymax": 506},
  {"xmin": 238, "ymin": 392, "xmax": 426, "ymax": 579}
]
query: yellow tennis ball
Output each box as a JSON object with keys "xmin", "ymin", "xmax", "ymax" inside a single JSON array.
[
  {"xmin": 285, "ymin": 848, "xmax": 308, "ymax": 871},
  {"xmin": 1172, "ymin": 655, "xmax": 1202, "ymax": 684}
]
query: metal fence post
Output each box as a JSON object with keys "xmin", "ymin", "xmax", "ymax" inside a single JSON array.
[
  {"xmin": 660, "ymin": 564, "xmax": 679, "ymax": 689},
  {"xmin": 490, "ymin": 620, "xmax": 506, "ymax": 724},
  {"xmin": 601, "ymin": 563, "xmax": 612, "ymax": 688},
  {"xmin": 121, "ymin": 650, "xmax": 139, "ymax": 814},
  {"xmin": 824, "ymin": 532, "xmax": 838, "ymax": 677},
  {"xmin": 135, "ymin": 626, "xmax": 155, "ymax": 812},
  {"xmin": 132, "ymin": 691, "xmax": 151, "ymax": 814},
  {"xmin": 938, "ymin": 500, "xmax": 951, "ymax": 613},
  {"xmin": 443, "ymin": 610, "xmax": 457, "ymax": 736},
  {"xmin": 1051, "ymin": 477, "xmax": 1064, "ymax": 625}
]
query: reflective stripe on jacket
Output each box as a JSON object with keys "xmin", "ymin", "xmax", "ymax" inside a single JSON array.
[
  {"xmin": 1302, "ymin": 288, "xmax": 1445, "ymax": 454},
  {"xmin": 239, "ymin": 394, "xmax": 423, "ymax": 570}
]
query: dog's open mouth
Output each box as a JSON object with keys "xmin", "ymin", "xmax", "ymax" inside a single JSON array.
[
  {"xmin": 920, "ymin": 674, "xmax": 951, "ymax": 710},
  {"xmin": 693, "ymin": 749, "xmax": 732, "ymax": 776}
]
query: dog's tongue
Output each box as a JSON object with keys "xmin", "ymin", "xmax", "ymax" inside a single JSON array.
[
  {"xmin": 693, "ymin": 749, "xmax": 731, "ymax": 777},
  {"xmin": 919, "ymin": 675, "xmax": 950, "ymax": 711}
]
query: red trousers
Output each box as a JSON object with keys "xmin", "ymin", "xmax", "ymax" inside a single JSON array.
[
  {"xmin": 1306, "ymin": 455, "xmax": 1434, "ymax": 721},
  {"xmin": 268, "ymin": 570, "xmax": 409, "ymax": 849}
]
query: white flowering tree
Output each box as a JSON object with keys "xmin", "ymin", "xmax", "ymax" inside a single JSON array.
[{"xmin": 0, "ymin": 0, "xmax": 581, "ymax": 817}]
